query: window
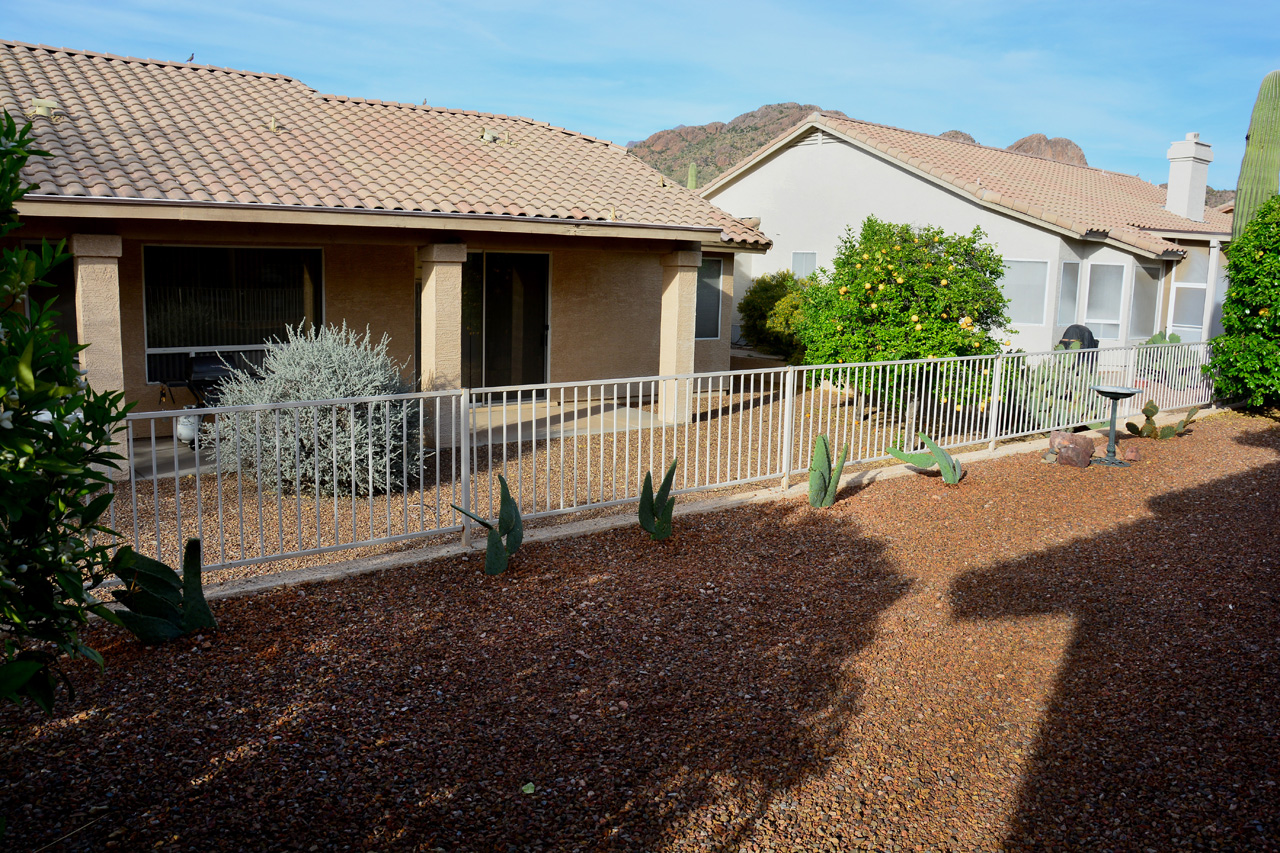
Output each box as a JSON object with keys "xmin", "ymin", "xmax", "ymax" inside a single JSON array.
[
  {"xmin": 695, "ymin": 258, "xmax": 722, "ymax": 339},
  {"xmin": 144, "ymin": 246, "xmax": 322, "ymax": 383},
  {"xmin": 1168, "ymin": 246, "xmax": 1210, "ymax": 342},
  {"xmin": 1058, "ymin": 262, "xmax": 1080, "ymax": 326},
  {"xmin": 1128, "ymin": 264, "xmax": 1161, "ymax": 340},
  {"xmin": 1001, "ymin": 260, "xmax": 1049, "ymax": 325},
  {"xmin": 1084, "ymin": 263, "xmax": 1125, "ymax": 340},
  {"xmin": 791, "ymin": 252, "xmax": 817, "ymax": 279}
]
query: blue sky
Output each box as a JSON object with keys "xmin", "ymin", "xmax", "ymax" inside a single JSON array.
[{"xmin": 7, "ymin": 0, "xmax": 1279, "ymax": 188}]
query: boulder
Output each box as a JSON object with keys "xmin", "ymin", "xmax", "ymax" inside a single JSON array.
[
  {"xmin": 1056, "ymin": 434, "xmax": 1096, "ymax": 468},
  {"xmin": 1049, "ymin": 430, "xmax": 1076, "ymax": 452},
  {"xmin": 1123, "ymin": 445, "xmax": 1141, "ymax": 462}
]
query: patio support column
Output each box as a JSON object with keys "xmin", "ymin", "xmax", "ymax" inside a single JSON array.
[
  {"xmin": 659, "ymin": 249, "xmax": 700, "ymax": 423},
  {"xmin": 419, "ymin": 242, "xmax": 467, "ymax": 390},
  {"xmin": 70, "ymin": 234, "xmax": 125, "ymax": 395}
]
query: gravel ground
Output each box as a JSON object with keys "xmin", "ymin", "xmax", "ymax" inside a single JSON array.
[{"xmin": 3, "ymin": 410, "xmax": 1277, "ymax": 852}]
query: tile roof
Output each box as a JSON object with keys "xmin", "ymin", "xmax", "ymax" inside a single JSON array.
[
  {"xmin": 706, "ymin": 112, "xmax": 1231, "ymax": 257},
  {"xmin": 0, "ymin": 40, "xmax": 768, "ymax": 248}
]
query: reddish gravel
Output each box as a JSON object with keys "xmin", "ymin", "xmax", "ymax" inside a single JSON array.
[{"xmin": 2, "ymin": 411, "xmax": 1278, "ymax": 852}]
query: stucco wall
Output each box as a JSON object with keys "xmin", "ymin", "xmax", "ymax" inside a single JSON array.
[
  {"xmin": 323, "ymin": 243, "xmax": 418, "ymax": 376},
  {"xmin": 547, "ymin": 247, "xmax": 664, "ymax": 381},
  {"xmin": 706, "ymin": 131, "xmax": 1147, "ymax": 353}
]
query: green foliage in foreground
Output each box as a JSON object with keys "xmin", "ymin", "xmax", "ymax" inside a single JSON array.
[
  {"xmin": 888, "ymin": 433, "xmax": 965, "ymax": 485},
  {"xmin": 808, "ymin": 434, "xmax": 849, "ymax": 508},
  {"xmin": 738, "ymin": 269, "xmax": 808, "ymax": 360},
  {"xmin": 639, "ymin": 459, "xmax": 678, "ymax": 541},
  {"xmin": 109, "ymin": 539, "xmax": 217, "ymax": 644},
  {"xmin": 1209, "ymin": 194, "xmax": 1280, "ymax": 408},
  {"xmin": 1, "ymin": 110, "xmax": 130, "ymax": 713},
  {"xmin": 453, "ymin": 476, "xmax": 524, "ymax": 575}
]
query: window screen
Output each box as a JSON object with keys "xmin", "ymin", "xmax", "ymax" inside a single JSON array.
[
  {"xmin": 1058, "ymin": 262, "xmax": 1080, "ymax": 326},
  {"xmin": 1129, "ymin": 265, "xmax": 1160, "ymax": 340},
  {"xmin": 1085, "ymin": 263, "xmax": 1124, "ymax": 340},
  {"xmin": 792, "ymin": 252, "xmax": 817, "ymax": 279},
  {"xmin": 696, "ymin": 259, "xmax": 722, "ymax": 339},
  {"xmin": 1170, "ymin": 287, "xmax": 1207, "ymax": 342},
  {"xmin": 1001, "ymin": 260, "xmax": 1048, "ymax": 325},
  {"xmin": 1174, "ymin": 246, "xmax": 1210, "ymax": 283},
  {"xmin": 144, "ymin": 246, "xmax": 322, "ymax": 382}
]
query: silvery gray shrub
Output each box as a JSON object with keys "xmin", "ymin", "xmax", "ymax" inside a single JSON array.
[{"xmin": 204, "ymin": 323, "xmax": 425, "ymax": 496}]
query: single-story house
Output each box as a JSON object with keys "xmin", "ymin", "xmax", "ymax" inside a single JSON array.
[
  {"xmin": 701, "ymin": 112, "xmax": 1231, "ymax": 353},
  {"xmin": 0, "ymin": 40, "xmax": 769, "ymax": 414}
]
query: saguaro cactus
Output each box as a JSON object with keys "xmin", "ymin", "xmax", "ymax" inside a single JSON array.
[
  {"xmin": 686, "ymin": 163, "xmax": 698, "ymax": 190},
  {"xmin": 1233, "ymin": 70, "xmax": 1280, "ymax": 242}
]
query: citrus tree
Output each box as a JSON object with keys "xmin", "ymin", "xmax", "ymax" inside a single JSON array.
[
  {"xmin": 796, "ymin": 216, "xmax": 1010, "ymax": 365},
  {"xmin": 1209, "ymin": 194, "xmax": 1280, "ymax": 408},
  {"xmin": 1, "ymin": 112, "xmax": 129, "ymax": 712}
]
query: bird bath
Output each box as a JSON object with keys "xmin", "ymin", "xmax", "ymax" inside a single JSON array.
[{"xmin": 1090, "ymin": 385, "xmax": 1142, "ymax": 467}]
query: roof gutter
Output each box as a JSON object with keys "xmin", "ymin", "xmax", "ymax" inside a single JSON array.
[{"xmin": 16, "ymin": 193, "xmax": 752, "ymax": 245}]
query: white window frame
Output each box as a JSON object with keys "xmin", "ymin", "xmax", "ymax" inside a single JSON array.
[
  {"xmin": 1082, "ymin": 261, "xmax": 1128, "ymax": 341},
  {"xmin": 1127, "ymin": 262, "xmax": 1164, "ymax": 341},
  {"xmin": 791, "ymin": 251, "xmax": 818, "ymax": 279},
  {"xmin": 1058, "ymin": 260, "xmax": 1082, "ymax": 327},
  {"xmin": 1165, "ymin": 245, "xmax": 1216, "ymax": 342},
  {"xmin": 1000, "ymin": 258, "xmax": 1050, "ymax": 326},
  {"xmin": 695, "ymin": 258, "xmax": 723, "ymax": 341}
]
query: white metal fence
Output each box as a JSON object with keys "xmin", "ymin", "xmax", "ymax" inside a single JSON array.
[{"xmin": 108, "ymin": 341, "xmax": 1213, "ymax": 570}]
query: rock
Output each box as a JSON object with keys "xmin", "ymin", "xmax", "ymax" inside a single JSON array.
[
  {"xmin": 1049, "ymin": 430, "xmax": 1077, "ymax": 452},
  {"xmin": 1123, "ymin": 445, "xmax": 1141, "ymax": 462},
  {"xmin": 1041, "ymin": 451, "xmax": 1058, "ymax": 464},
  {"xmin": 1056, "ymin": 436, "xmax": 1095, "ymax": 468},
  {"xmin": 939, "ymin": 130, "xmax": 977, "ymax": 144},
  {"xmin": 1007, "ymin": 133, "xmax": 1089, "ymax": 166}
]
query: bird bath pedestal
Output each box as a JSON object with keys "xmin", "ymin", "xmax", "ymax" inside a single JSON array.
[{"xmin": 1090, "ymin": 385, "xmax": 1142, "ymax": 467}]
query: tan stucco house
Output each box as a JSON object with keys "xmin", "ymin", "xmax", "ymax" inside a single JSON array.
[
  {"xmin": 703, "ymin": 113, "xmax": 1230, "ymax": 354},
  {"xmin": 0, "ymin": 40, "xmax": 769, "ymax": 414}
]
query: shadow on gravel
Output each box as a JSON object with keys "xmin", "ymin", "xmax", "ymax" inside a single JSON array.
[
  {"xmin": 950, "ymin": 425, "xmax": 1280, "ymax": 851},
  {"xmin": 0, "ymin": 501, "xmax": 909, "ymax": 851}
]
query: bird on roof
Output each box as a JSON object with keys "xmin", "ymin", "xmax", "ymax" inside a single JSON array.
[{"xmin": 187, "ymin": 53, "xmax": 195, "ymax": 62}]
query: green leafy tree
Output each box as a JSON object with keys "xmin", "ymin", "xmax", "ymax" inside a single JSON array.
[
  {"xmin": 738, "ymin": 269, "xmax": 808, "ymax": 359},
  {"xmin": 1209, "ymin": 194, "xmax": 1280, "ymax": 408},
  {"xmin": 0, "ymin": 112, "xmax": 129, "ymax": 712},
  {"xmin": 795, "ymin": 217, "xmax": 1010, "ymax": 365}
]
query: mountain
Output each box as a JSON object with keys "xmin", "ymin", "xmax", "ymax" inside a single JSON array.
[
  {"xmin": 1006, "ymin": 133, "xmax": 1089, "ymax": 166},
  {"xmin": 626, "ymin": 103, "xmax": 841, "ymax": 188}
]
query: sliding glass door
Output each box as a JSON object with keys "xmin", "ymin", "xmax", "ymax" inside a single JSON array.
[{"xmin": 461, "ymin": 252, "xmax": 549, "ymax": 388}]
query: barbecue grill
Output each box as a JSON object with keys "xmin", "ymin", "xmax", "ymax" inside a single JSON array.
[{"xmin": 187, "ymin": 355, "xmax": 233, "ymax": 408}]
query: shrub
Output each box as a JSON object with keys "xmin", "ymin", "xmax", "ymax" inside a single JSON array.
[
  {"xmin": 1, "ymin": 111, "xmax": 130, "ymax": 712},
  {"xmin": 739, "ymin": 270, "xmax": 807, "ymax": 358},
  {"xmin": 1208, "ymin": 194, "xmax": 1280, "ymax": 408},
  {"xmin": 206, "ymin": 322, "xmax": 423, "ymax": 496},
  {"xmin": 796, "ymin": 216, "xmax": 1010, "ymax": 366}
]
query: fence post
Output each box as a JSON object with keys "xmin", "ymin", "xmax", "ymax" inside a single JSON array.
[
  {"xmin": 986, "ymin": 354, "xmax": 1005, "ymax": 451},
  {"xmin": 780, "ymin": 365, "xmax": 797, "ymax": 490},
  {"xmin": 1122, "ymin": 345, "xmax": 1139, "ymax": 418},
  {"xmin": 459, "ymin": 387, "xmax": 473, "ymax": 547}
]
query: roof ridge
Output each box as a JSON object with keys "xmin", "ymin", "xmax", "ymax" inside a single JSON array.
[
  {"xmin": 815, "ymin": 111, "xmax": 1151, "ymax": 181},
  {"xmin": 316, "ymin": 92, "xmax": 625, "ymax": 150},
  {"xmin": 0, "ymin": 38, "xmax": 299, "ymax": 82}
]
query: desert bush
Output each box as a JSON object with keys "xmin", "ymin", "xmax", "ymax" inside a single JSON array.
[
  {"xmin": 205, "ymin": 323, "xmax": 423, "ymax": 496},
  {"xmin": 1208, "ymin": 194, "xmax": 1280, "ymax": 408},
  {"xmin": 1, "ymin": 111, "xmax": 130, "ymax": 712}
]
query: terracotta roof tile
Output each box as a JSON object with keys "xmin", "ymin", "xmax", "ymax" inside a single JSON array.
[
  {"xmin": 707, "ymin": 112, "xmax": 1230, "ymax": 257},
  {"xmin": 0, "ymin": 40, "xmax": 767, "ymax": 248}
]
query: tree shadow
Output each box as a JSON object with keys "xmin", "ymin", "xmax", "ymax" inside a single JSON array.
[
  {"xmin": 950, "ymin": 425, "xmax": 1280, "ymax": 851},
  {"xmin": 1, "ymin": 501, "xmax": 909, "ymax": 851}
]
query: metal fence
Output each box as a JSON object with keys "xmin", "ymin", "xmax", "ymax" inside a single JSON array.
[{"xmin": 110, "ymin": 341, "xmax": 1214, "ymax": 570}]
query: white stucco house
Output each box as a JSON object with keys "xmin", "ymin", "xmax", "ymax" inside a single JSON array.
[{"xmin": 702, "ymin": 113, "xmax": 1232, "ymax": 353}]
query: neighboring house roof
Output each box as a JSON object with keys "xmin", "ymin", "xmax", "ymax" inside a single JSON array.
[
  {"xmin": 0, "ymin": 40, "xmax": 768, "ymax": 249},
  {"xmin": 702, "ymin": 112, "xmax": 1231, "ymax": 257}
]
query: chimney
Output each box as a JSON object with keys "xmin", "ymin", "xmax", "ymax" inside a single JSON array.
[{"xmin": 1165, "ymin": 132, "xmax": 1214, "ymax": 222}]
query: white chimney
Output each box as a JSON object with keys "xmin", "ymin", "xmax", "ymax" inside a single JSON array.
[{"xmin": 1165, "ymin": 132, "xmax": 1214, "ymax": 222}]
